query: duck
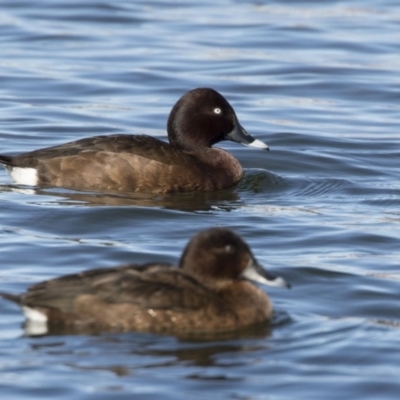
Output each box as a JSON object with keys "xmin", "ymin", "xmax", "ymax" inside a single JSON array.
[
  {"xmin": 0, "ymin": 227, "xmax": 289, "ymax": 336},
  {"xmin": 0, "ymin": 88, "xmax": 269, "ymax": 193}
]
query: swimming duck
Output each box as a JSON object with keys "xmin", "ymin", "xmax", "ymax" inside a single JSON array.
[
  {"xmin": 0, "ymin": 228, "xmax": 289, "ymax": 335},
  {"xmin": 0, "ymin": 88, "xmax": 268, "ymax": 193}
]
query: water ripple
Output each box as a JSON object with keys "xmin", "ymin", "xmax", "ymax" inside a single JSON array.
[{"xmin": 1, "ymin": 0, "xmax": 400, "ymax": 398}]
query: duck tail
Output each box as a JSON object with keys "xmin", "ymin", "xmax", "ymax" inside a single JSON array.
[
  {"xmin": 0, "ymin": 155, "xmax": 13, "ymax": 166},
  {"xmin": 0, "ymin": 291, "xmax": 22, "ymax": 305}
]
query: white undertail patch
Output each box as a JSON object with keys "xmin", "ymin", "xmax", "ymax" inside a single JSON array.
[
  {"xmin": 9, "ymin": 167, "xmax": 38, "ymax": 186},
  {"xmin": 22, "ymin": 306, "xmax": 48, "ymax": 323},
  {"xmin": 22, "ymin": 307, "xmax": 49, "ymax": 335}
]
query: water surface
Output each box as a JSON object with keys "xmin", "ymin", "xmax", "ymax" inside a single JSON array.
[{"xmin": 1, "ymin": 0, "xmax": 400, "ymax": 399}]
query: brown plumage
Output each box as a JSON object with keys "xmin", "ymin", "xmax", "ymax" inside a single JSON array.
[
  {"xmin": 0, "ymin": 228, "xmax": 289, "ymax": 336},
  {"xmin": 0, "ymin": 88, "xmax": 269, "ymax": 193}
]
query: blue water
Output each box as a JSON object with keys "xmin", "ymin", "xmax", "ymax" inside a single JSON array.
[{"xmin": 1, "ymin": 0, "xmax": 400, "ymax": 398}]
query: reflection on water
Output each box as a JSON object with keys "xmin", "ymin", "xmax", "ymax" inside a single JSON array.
[
  {"xmin": 26, "ymin": 325, "xmax": 272, "ymax": 375},
  {"xmin": 39, "ymin": 187, "xmax": 242, "ymax": 212},
  {"xmin": 1, "ymin": 183, "xmax": 240, "ymax": 211}
]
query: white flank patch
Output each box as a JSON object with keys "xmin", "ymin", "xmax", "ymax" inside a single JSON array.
[
  {"xmin": 246, "ymin": 139, "xmax": 269, "ymax": 150},
  {"xmin": 22, "ymin": 306, "xmax": 48, "ymax": 323},
  {"xmin": 9, "ymin": 167, "xmax": 38, "ymax": 186}
]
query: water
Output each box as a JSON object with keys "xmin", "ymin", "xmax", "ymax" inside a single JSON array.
[{"xmin": 1, "ymin": 0, "xmax": 400, "ymax": 398}]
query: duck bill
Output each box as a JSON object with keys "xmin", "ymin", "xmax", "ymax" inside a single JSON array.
[
  {"xmin": 225, "ymin": 116, "xmax": 269, "ymax": 150},
  {"xmin": 241, "ymin": 259, "xmax": 290, "ymax": 289}
]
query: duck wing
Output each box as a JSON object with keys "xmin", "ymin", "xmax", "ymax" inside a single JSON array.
[
  {"xmin": 18, "ymin": 263, "xmax": 214, "ymax": 313},
  {"xmin": 9, "ymin": 135, "xmax": 181, "ymax": 167}
]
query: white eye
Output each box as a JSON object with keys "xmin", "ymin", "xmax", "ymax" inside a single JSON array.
[
  {"xmin": 214, "ymin": 108, "xmax": 222, "ymax": 115},
  {"xmin": 225, "ymin": 245, "xmax": 232, "ymax": 253}
]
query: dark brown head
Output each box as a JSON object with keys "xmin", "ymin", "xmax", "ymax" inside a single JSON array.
[
  {"xmin": 167, "ymin": 88, "xmax": 269, "ymax": 152},
  {"xmin": 179, "ymin": 227, "xmax": 289, "ymax": 290}
]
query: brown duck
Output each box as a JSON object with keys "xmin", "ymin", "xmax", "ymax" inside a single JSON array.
[
  {"xmin": 0, "ymin": 228, "xmax": 289, "ymax": 336},
  {"xmin": 0, "ymin": 88, "xmax": 269, "ymax": 193}
]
